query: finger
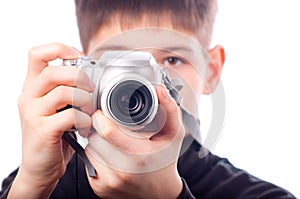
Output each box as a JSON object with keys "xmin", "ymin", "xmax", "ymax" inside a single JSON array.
[
  {"xmin": 92, "ymin": 110, "xmax": 152, "ymax": 152},
  {"xmin": 151, "ymin": 85, "xmax": 184, "ymax": 140},
  {"xmin": 27, "ymin": 43, "xmax": 81, "ymax": 80},
  {"xmin": 92, "ymin": 110, "xmax": 131, "ymax": 144},
  {"xmin": 87, "ymin": 109, "xmax": 183, "ymax": 173},
  {"xmin": 36, "ymin": 85, "xmax": 93, "ymax": 116},
  {"xmin": 156, "ymin": 85, "xmax": 181, "ymax": 119},
  {"xmin": 46, "ymin": 108, "xmax": 92, "ymax": 138},
  {"xmin": 28, "ymin": 66, "xmax": 95, "ymax": 97}
]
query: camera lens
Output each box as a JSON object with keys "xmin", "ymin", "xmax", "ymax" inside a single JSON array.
[
  {"xmin": 119, "ymin": 93, "xmax": 141, "ymax": 114},
  {"xmin": 109, "ymin": 80, "xmax": 154, "ymax": 125}
]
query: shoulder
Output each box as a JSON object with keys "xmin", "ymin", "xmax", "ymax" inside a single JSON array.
[{"xmin": 178, "ymin": 136, "xmax": 296, "ymax": 198}]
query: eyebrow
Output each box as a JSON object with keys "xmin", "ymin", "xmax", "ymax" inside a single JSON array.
[
  {"xmin": 91, "ymin": 45, "xmax": 129, "ymax": 52},
  {"xmin": 89, "ymin": 45, "xmax": 195, "ymax": 57},
  {"xmin": 162, "ymin": 46, "xmax": 194, "ymax": 53}
]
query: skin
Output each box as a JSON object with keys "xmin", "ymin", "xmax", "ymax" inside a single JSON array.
[{"xmin": 8, "ymin": 15, "xmax": 225, "ymax": 199}]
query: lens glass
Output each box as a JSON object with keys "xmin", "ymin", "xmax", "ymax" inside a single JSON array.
[{"xmin": 109, "ymin": 80, "xmax": 153, "ymax": 125}]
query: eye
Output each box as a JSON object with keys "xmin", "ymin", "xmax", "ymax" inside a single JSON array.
[{"xmin": 162, "ymin": 57, "xmax": 184, "ymax": 67}]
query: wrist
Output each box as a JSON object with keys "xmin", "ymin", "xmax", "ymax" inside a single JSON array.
[
  {"xmin": 141, "ymin": 163, "xmax": 183, "ymax": 199},
  {"xmin": 8, "ymin": 166, "xmax": 58, "ymax": 199}
]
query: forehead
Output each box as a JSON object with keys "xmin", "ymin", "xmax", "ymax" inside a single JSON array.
[
  {"xmin": 88, "ymin": 26, "xmax": 203, "ymax": 58},
  {"xmin": 87, "ymin": 14, "xmax": 205, "ymax": 53}
]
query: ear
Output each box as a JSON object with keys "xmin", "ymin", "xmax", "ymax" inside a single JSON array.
[{"xmin": 203, "ymin": 45, "xmax": 225, "ymax": 94}]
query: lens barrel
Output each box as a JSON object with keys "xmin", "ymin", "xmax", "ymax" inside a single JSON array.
[{"xmin": 108, "ymin": 80, "xmax": 154, "ymax": 125}]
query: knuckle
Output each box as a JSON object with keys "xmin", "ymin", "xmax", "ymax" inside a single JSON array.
[
  {"xmin": 101, "ymin": 125, "xmax": 115, "ymax": 139},
  {"xmin": 106, "ymin": 178, "xmax": 121, "ymax": 190},
  {"xmin": 52, "ymin": 86, "xmax": 70, "ymax": 104},
  {"xmin": 106, "ymin": 173, "xmax": 132, "ymax": 190},
  {"xmin": 28, "ymin": 46, "xmax": 40, "ymax": 60},
  {"xmin": 62, "ymin": 108, "xmax": 76, "ymax": 128},
  {"xmin": 49, "ymin": 42, "xmax": 65, "ymax": 51}
]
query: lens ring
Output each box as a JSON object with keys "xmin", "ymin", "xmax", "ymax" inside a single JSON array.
[{"xmin": 108, "ymin": 80, "xmax": 154, "ymax": 125}]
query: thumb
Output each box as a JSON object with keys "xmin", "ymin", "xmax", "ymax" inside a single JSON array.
[
  {"xmin": 151, "ymin": 85, "xmax": 184, "ymax": 140},
  {"xmin": 27, "ymin": 43, "xmax": 81, "ymax": 80}
]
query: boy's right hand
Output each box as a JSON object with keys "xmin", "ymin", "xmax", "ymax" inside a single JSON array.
[{"xmin": 8, "ymin": 43, "xmax": 95, "ymax": 198}]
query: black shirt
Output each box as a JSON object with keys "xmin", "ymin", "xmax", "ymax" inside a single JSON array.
[{"xmin": 0, "ymin": 137, "xmax": 295, "ymax": 198}]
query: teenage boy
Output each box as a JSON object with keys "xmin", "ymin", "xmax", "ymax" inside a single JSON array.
[{"xmin": 0, "ymin": 0, "xmax": 295, "ymax": 198}]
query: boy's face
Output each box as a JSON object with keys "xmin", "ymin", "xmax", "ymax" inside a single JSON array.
[{"xmin": 86, "ymin": 16, "xmax": 224, "ymax": 116}]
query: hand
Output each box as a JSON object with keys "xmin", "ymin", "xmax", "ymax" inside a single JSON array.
[
  {"xmin": 8, "ymin": 43, "xmax": 95, "ymax": 198},
  {"xmin": 86, "ymin": 85, "xmax": 184, "ymax": 199}
]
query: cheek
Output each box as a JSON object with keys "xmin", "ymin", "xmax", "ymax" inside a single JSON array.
[
  {"xmin": 165, "ymin": 66, "xmax": 204, "ymax": 116},
  {"xmin": 176, "ymin": 67, "xmax": 205, "ymax": 97}
]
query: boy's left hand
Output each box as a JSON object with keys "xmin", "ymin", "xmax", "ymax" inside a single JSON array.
[{"xmin": 86, "ymin": 85, "xmax": 184, "ymax": 199}]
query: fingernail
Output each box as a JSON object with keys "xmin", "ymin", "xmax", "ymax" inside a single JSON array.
[{"xmin": 69, "ymin": 47, "xmax": 81, "ymax": 58}]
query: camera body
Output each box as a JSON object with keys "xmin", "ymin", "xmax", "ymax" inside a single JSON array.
[{"xmin": 63, "ymin": 51, "xmax": 171, "ymax": 132}]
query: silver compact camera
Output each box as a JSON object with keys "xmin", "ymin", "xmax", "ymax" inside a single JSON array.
[{"xmin": 63, "ymin": 51, "xmax": 181, "ymax": 132}]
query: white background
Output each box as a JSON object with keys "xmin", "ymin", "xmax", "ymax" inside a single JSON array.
[{"xmin": 0, "ymin": 0, "xmax": 299, "ymax": 197}]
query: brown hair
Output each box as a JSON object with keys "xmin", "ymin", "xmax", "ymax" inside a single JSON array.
[{"xmin": 75, "ymin": 0, "xmax": 218, "ymax": 52}]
